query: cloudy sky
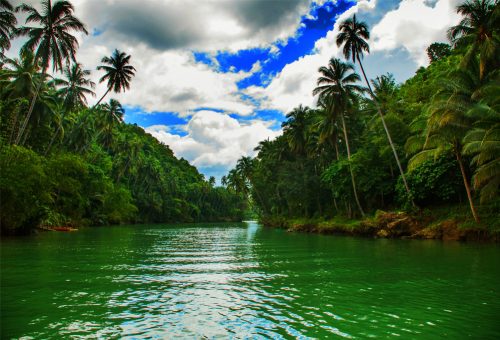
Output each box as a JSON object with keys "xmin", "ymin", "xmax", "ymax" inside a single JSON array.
[{"xmin": 12, "ymin": 0, "xmax": 462, "ymax": 181}]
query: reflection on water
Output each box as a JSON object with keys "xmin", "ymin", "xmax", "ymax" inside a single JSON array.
[{"xmin": 1, "ymin": 222, "xmax": 500, "ymax": 338}]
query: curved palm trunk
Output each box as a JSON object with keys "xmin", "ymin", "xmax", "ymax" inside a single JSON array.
[
  {"xmin": 45, "ymin": 112, "xmax": 67, "ymax": 155},
  {"xmin": 92, "ymin": 88, "xmax": 111, "ymax": 111},
  {"xmin": 356, "ymin": 52, "xmax": 415, "ymax": 207},
  {"xmin": 8, "ymin": 103, "xmax": 22, "ymax": 144},
  {"xmin": 456, "ymin": 149, "xmax": 480, "ymax": 223},
  {"xmin": 14, "ymin": 66, "xmax": 47, "ymax": 145},
  {"xmin": 340, "ymin": 113, "xmax": 365, "ymax": 217},
  {"xmin": 332, "ymin": 135, "xmax": 340, "ymax": 160}
]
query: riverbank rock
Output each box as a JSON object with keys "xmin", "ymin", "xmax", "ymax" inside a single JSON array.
[
  {"xmin": 260, "ymin": 212, "xmax": 498, "ymax": 242},
  {"xmin": 371, "ymin": 211, "xmax": 423, "ymax": 238}
]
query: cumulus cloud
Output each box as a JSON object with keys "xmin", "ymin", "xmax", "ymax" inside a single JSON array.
[
  {"xmin": 74, "ymin": 44, "xmax": 256, "ymax": 116},
  {"xmin": 146, "ymin": 111, "xmax": 281, "ymax": 180},
  {"xmin": 76, "ymin": 0, "xmax": 312, "ymax": 52},
  {"xmin": 370, "ymin": 0, "xmax": 461, "ymax": 65},
  {"xmin": 246, "ymin": 0, "xmax": 462, "ymax": 113}
]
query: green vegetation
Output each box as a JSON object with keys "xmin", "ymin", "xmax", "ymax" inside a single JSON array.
[
  {"xmin": 0, "ymin": 0, "xmax": 246, "ymax": 234},
  {"xmin": 224, "ymin": 0, "xmax": 500, "ymax": 235}
]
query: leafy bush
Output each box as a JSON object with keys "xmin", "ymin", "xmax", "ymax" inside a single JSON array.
[
  {"xmin": 0, "ymin": 146, "xmax": 50, "ymax": 234},
  {"xmin": 397, "ymin": 156, "xmax": 464, "ymax": 208}
]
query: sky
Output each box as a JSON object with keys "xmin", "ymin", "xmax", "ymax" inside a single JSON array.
[{"xmin": 10, "ymin": 0, "xmax": 462, "ymax": 182}]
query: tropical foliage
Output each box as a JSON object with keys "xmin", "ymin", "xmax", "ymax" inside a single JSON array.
[
  {"xmin": 224, "ymin": 0, "xmax": 499, "ymax": 225},
  {"xmin": 0, "ymin": 1, "xmax": 246, "ymax": 234}
]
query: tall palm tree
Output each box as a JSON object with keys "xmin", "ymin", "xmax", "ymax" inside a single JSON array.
[
  {"xmin": 282, "ymin": 105, "xmax": 309, "ymax": 155},
  {"xmin": 314, "ymin": 97, "xmax": 341, "ymax": 160},
  {"xmin": 0, "ymin": 0, "xmax": 16, "ymax": 57},
  {"xmin": 71, "ymin": 49, "xmax": 135, "ymax": 140},
  {"xmin": 464, "ymin": 122, "xmax": 500, "ymax": 203},
  {"xmin": 1, "ymin": 50, "xmax": 42, "ymax": 143},
  {"xmin": 463, "ymin": 73, "xmax": 500, "ymax": 203},
  {"xmin": 97, "ymin": 99, "xmax": 124, "ymax": 151},
  {"xmin": 45, "ymin": 63, "xmax": 95, "ymax": 154},
  {"xmin": 1, "ymin": 50, "xmax": 40, "ymax": 100},
  {"xmin": 14, "ymin": 0, "xmax": 88, "ymax": 145},
  {"xmin": 313, "ymin": 58, "xmax": 365, "ymax": 217},
  {"xmin": 406, "ymin": 63, "xmax": 484, "ymax": 222},
  {"xmin": 52, "ymin": 63, "xmax": 95, "ymax": 112},
  {"xmin": 337, "ymin": 14, "xmax": 414, "ymax": 204},
  {"xmin": 448, "ymin": 0, "xmax": 499, "ymax": 79},
  {"xmin": 95, "ymin": 49, "xmax": 136, "ymax": 107}
]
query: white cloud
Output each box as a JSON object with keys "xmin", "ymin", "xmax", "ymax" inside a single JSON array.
[
  {"xmin": 243, "ymin": 0, "xmax": 376, "ymax": 113},
  {"xmin": 75, "ymin": 0, "xmax": 313, "ymax": 53},
  {"xmin": 246, "ymin": 0, "xmax": 462, "ymax": 114},
  {"xmin": 74, "ymin": 44, "xmax": 256, "ymax": 116},
  {"xmin": 370, "ymin": 0, "xmax": 461, "ymax": 65},
  {"xmin": 146, "ymin": 111, "xmax": 281, "ymax": 180}
]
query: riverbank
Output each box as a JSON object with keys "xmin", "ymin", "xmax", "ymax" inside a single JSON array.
[{"xmin": 260, "ymin": 207, "xmax": 500, "ymax": 242}]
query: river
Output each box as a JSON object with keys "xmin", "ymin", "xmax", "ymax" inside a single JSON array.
[{"xmin": 1, "ymin": 222, "xmax": 499, "ymax": 338}]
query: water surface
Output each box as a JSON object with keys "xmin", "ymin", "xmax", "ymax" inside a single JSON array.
[{"xmin": 1, "ymin": 222, "xmax": 499, "ymax": 338}]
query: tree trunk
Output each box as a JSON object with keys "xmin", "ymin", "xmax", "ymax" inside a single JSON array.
[
  {"xmin": 356, "ymin": 52, "xmax": 415, "ymax": 207},
  {"xmin": 456, "ymin": 151, "xmax": 480, "ymax": 223},
  {"xmin": 8, "ymin": 102, "xmax": 22, "ymax": 144},
  {"xmin": 45, "ymin": 111, "xmax": 67, "ymax": 155},
  {"xmin": 15, "ymin": 66, "xmax": 47, "ymax": 145},
  {"xmin": 340, "ymin": 113, "xmax": 365, "ymax": 217},
  {"xmin": 333, "ymin": 198, "xmax": 339, "ymax": 213},
  {"xmin": 333, "ymin": 136, "xmax": 339, "ymax": 160},
  {"xmin": 92, "ymin": 88, "xmax": 111, "ymax": 111}
]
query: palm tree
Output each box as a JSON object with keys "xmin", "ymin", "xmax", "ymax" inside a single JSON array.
[
  {"xmin": 14, "ymin": 0, "xmax": 88, "ymax": 145},
  {"xmin": 97, "ymin": 99, "xmax": 124, "ymax": 151},
  {"xmin": 1, "ymin": 50, "xmax": 40, "ymax": 100},
  {"xmin": 406, "ymin": 64, "xmax": 484, "ymax": 222},
  {"xmin": 52, "ymin": 63, "xmax": 95, "ymax": 112},
  {"xmin": 314, "ymin": 97, "xmax": 341, "ymax": 160},
  {"xmin": 463, "ymin": 73, "xmax": 500, "ymax": 203},
  {"xmin": 337, "ymin": 14, "xmax": 414, "ymax": 204},
  {"xmin": 1, "ymin": 50, "xmax": 41, "ymax": 143},
  {"xmin": 313, "ymin": 58, "xmax": 365, "ymax": 217},
  {"xmin": 448, "ymin": 0, "xmax": 499, "ymax": 79},
  {"xmin": 95, "ymin": 49, "xmax": 136, "ymax": 107},
  {"xmin": 45, "ymin": 63, "xmax": 95, "ymax": 154},
  {"xmin": 71, "ymin": 49, "xmax": 135, "ymax": 140},
  {"xmin": 282, "ymin": 105, "xmax": 309, "ymax": 155},
  {"xmin": 0, "ymin": 0, "xmax": 16, "ymax": 58},
  {"xmin": 464, "ymin": 122, "xmax": 500, "ymax": 203}
]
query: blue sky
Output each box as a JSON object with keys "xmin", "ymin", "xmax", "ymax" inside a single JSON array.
[
  {"xmin": 124, "ymin": 0, "xmax": 358, "ymax": 130},
  {"xmin": 13, "ymin": 0, "xmax": 458, "ymax": 181}
]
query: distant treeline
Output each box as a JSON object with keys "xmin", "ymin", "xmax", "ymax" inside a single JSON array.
[{"xmin": 0, "ymin": 0, "xmax": 246, "ymax": 234}]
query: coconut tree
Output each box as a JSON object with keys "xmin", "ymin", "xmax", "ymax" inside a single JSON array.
[
  {"xmin": 313, "ymin": 98, "xmax": 341, "ymax": 160},
  {"xmin": 45, "ymin": 63, "xmax": 95, "ymax": 154},
  {"xmin": 0, "ymin": 50, "xmax": 41, "ymax": 143},
  {"xmin": 336, "ymin": 14, "xmax": 414, "ymax": 203},
  {"xmin": 14, "ymin": 0, "xmax": 88, "ymax": 145},
  {"xmin": 448, "ymin": 0, "xmax": 499, "ymax": 79},
  {"xmin": 52, "ymin": 63, "xmax": 95, "ymax": 112},
  {"xmin": 406, "ymin": 63, "xmax": 485, "ymax": 223},
  {"xmin": 313, "ymin": 57, "xmax": 365, "ymax": 217},
  {"xmin": 463, "ymin": 72, "xmax": 500, "ymax": 203},
  {"xmin": 71, "ymin": 49, "xmax": 135, "ymax": 143},
  {"xmin": 96, "ymin": 98, "xmax": 124, "ymax": 151},
  {"xmin": 95, "ymin": 49, "xmax": 136, "ymax": 107},
  {"xmin": 0, "ymin": 50, "xmax": 40, "ymax": 100},
  {"xmin": 0, "ymin": 0, "xmax": 16, "ymax": 58},
  {"xmin": 464, "ymin": 122, "xmax": 500, "ymax": 203},
  {"xmin": 282, "ymin": 105, "xmax": 310, "ymax": 155}
]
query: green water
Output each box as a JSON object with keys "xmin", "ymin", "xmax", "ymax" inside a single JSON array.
[{"xmin": 1, "ymin": 222, "xmax": 499, "ymax": 339}]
